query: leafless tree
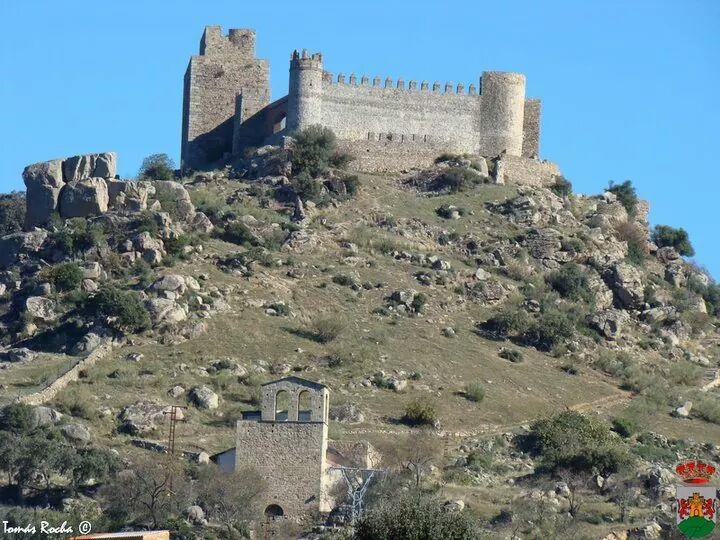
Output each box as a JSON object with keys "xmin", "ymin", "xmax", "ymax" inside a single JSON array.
[
  {"xmin": 196, "ymin": 465, "xmax": 266, "ymax": 536},
  {"xmin": 387, "ymin": 430, "xmax": 442, "ymax": 489},
  {"xmin": 557, "ymin": 468, "xmax": 589, "ymax": 519},
  {"xmin": 101, "ymin": 454, "xmax": 192, "ymax": 529}
]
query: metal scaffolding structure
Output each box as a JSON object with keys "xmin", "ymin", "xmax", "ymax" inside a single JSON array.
[{"xmin": 330, "ymin": 466, "xmax": 386, "ymax": 524}]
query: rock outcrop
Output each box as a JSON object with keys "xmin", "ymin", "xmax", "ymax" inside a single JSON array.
[{"xmin": 23, "ymin": 152, "xmax": 117, "ymax": 226}]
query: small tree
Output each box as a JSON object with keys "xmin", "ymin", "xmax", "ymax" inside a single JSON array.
[
  {"xmin": 546, "ymin": 263, "xmax": 591, "ymax": 301},
  {"xmin": 139, "ymin": 153, "xmax": 175, "ymax": 181},
  {"xmin": 354, "ymin": 493, "xmax": 477, "ymax": 540},
  {"xmin": 196, "ymin": 465, "xmax": 266, "ymax": 536},
  {"xmin": 652, "ymin": 225, "xmax": 695, "ymax": 256},
  {"xmin": 86, "ymin": 287, "xmax": 150, "ymax": 333},
  {"xmin": 44, "ymin": 262, "xmax": 84, "ymax": 291},
  {"xmin": 101, "ymin": 455, "xmax": 192, "ymax": 529},
  {"xmin": 550, "ymin": 176, "xmax": 573, "ymax": 197},
  {"xmin": 291, "ymin": 125, "xmax": 352, "ymax": 177},
  {"xmin": 556, "ymin": 468, "xmax": 589, "ymax": 519},
  {"xmin": 607, "ymin": 180, "xmax": 638, "ymax": 216},
  {"xmin": 0, "ymin": 192, "xmax": 26, "ymax": 235},
  {"xmin": 402, "ymin": 400, "xmax": 437, "ymax": 427}
]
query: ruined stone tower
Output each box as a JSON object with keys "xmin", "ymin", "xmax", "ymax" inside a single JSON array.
[
  {"xmin": 234, "ymin": 377, "xmax": 330, "ymax": 523},
  {"xmin": 181, "ymin": 26, "xmax": 269, "ymax": 169}
]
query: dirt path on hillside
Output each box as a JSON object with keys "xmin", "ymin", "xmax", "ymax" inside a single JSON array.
[{"xmin": 343, "ymin": 390, "xmax": 633, "ymax": 440}]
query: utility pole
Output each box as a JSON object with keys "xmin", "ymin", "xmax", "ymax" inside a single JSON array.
[
  {"xmin": 163, "ymin": 405, "xmax": 186, "ymax": 492},
  {"xmin": 164, "ymin": 405, "xmax": 186, "ymax": 455}
]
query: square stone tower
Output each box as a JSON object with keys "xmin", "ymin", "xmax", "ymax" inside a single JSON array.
[
  {"xmin": 181, "ymin": 26, "xmax": 269, "ymax": 170},
  {"xmin": 234, "ymin": 377, "xmax": 330, "ymax": 524}
]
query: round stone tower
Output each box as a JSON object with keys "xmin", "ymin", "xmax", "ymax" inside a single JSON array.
[
  {"xmin": 287, "ymin": 50, "xmax": 324, "ymax": 133},
  {"xmin": 479, "ymin": 71, "xmax": 526, "ymax": 157}
]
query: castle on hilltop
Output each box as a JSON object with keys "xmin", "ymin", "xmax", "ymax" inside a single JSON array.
[{"xmin": 182, "ymin": 26, "xmax": 555, "ymax": 182}]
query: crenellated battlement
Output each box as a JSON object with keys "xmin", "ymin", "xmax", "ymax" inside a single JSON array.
[
  {"xmin": 323, "ymin": 71, "xmax": 480, "ymax": 96},
  {"xmin": 182, "ymin": 26, "xmax": 545, "ymax": 174}
]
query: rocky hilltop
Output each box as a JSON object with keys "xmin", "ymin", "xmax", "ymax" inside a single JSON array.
[{"xmin": 0, "ymin": 135, "xmax": 718, "ymax": 539}]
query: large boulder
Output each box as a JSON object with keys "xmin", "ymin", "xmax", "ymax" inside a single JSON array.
[
  {"xmin": 107, "ymin": 179, "xmax": 151, "ymax": 212},
  {"xmin": 25, "ymin": 296, "xmax": 57, "ymax": 322},
  {"xmin": 22, "ymin": 159, "xmax": 65, "ymax": 228},
  {"xmin": 61, "ymin": 423, "xmax": 91, "ymax": 444},
  {"xmin": 152, "ymin": 274, "xmax": 187, "ymax": 295},
  {"xmin": 329, "ymin": 403, "xmax": 365, "ymax": 424},
  {"xmin": 153, "ymin": 181, "xmax": 195, "ymax": 220},
  {"xmin": 147, "ymin": 298, "xmax": 187, "ymax": 324},
  {"xmin": 59, "ymin": 178, "xmax": 109, "ymax": 218},
  {"xmin": 63, "ymin": 152, "xmax": 117, "ymax": 182},
  {"xmin": 607, "ymin": 262, "xmax": 644, "ymax": 309},
  {"xmin": 118, "ymin": 400, "xmax": 177, "ymax": 435},
  {"xmin": 189, "ymin": 386, "xmax": 219, "ymax": 410},
  {"xmin": 587, "ymin": 309, "xmax": 630, "ymax": 340},
  {"xmin": 0, "ymin": 229, "xmax": 47, "ymax": 268},
  {"xmin": 33, "ymin": 406, "xmax": 63, "ymax": 427}
]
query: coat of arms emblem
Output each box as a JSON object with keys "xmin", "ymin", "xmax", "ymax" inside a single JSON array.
[{"xmin": 675, "ymin": 460, "xmax": 718, "ymax": 538}]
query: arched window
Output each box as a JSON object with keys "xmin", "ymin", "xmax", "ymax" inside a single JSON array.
[
  {"xmin": 264, "ymin": 504, "xmax": 284, "ymax": 521},
  {"xmin": 275, "ymin": 390, "xmax": 290, "ymax": 421},
  {"xmin": 298, "ymin": 390, "xmax": 312, "ymax": 422}
]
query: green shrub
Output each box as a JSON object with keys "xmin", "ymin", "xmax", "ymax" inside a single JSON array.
[
  {"xmin": 611, "ymin": 417, "xmax": 637, "ymax": 438},
  {"xmin": 431, "ymin": 167, "xmax": 485, "ymax": 193},
  {"xmin": 291, "ymin": 125, "xmax": 352, "ymax": 177},
  {"xmin": 50, "ymin": 218, "xmax": 107, "ymax": 255},
  {"xmin": 403, "ymin": 400, "xmax": 437, "ymax": 427},
  {"xmin": 549, "ymin": 176, "xmax": 573, "ymax": 197},
  {"xmin": 464, "ymin": 381, "xmax": 485, "ymax": 403},
  {"xmin": 332, "ymin": 274, "xmax": 358, "ymax": 287},
  {"xmin": 355, "ymin": 494, "xmax": 477, "ymax": 540},
  {"xmin": 668, "ymin": 361, "xmax": 704, "ymax": 386},
  {"xmin": 499, "ymin": 348, "xmax": 524, "ymax": 362},
  {"xmin": 546, "ymin": 263, "xmax": 591, "ymax": 301},
  {"xmin": 478, "ymin": 306, "xmax": 532, "ymax": 338},
  {"xmin": 615, "ymin": 221, "xmax": 648, "ymax": 265},
  {"xmin": 44, "ymin": 262, "xmax": 84, "ymax": 291},
  {"xmin": 607, "ymin": 180, "xmax": 638, "ymax": 216},
  {"xmin": 522, "ymin": 309, "xmax": 575, "ymax": 351},
  {"xmin": 86, "ymin": 286, "xmax": 150, "ymax": 333},
  {"xmin": 524, "ymin": 410, "xmax": 631, "ymax": 474},
  {"xmin": 0, "ymin": 192, "xmax": 26, "ymax": 235},
  {"xmin": 163, "ymin": 234, "xmax": 196, "ymax": 258},
  {"xmin": 343, "ymin": 175, "xmax": 360, "ymax": 197},
  {"xmin": 436, "ymin": 204, "xmax": 469, "ymax": 219},
  {"xmin": 410, "ymin": 292, "xmax": 428, "ymax": 313},
  {"xmin": 293, "ymin": 171, "xmax": 326, "ymax": 203},
  {"xmin": 311, "ymin": 316, "xmax": 345, "ymax": 343},
  {"xmin": 222, "ymin": 221, "xmax": 257, "ymax": 246},
  {"xmin": 652, "ymin": 225, "xmax": 695, "ymax": 257},
  {"xmin": 691, "ymin": 394, "xmax": 720, "ymax": 425},
  {"xmin": 139, "ymin": 153, "xmax": 175, "ymax": 181},
  {"xmin": 434, "ymin": 153, "xmax": 464, "ymax": 164}
]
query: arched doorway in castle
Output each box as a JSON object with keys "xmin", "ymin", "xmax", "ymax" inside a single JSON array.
[{"xmin": 264, "ymin": 504, "xmax": 284, "ymax": 519}]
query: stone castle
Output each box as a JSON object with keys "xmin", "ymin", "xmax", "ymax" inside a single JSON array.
[{"xmin": 182, "ymin": 26, "xmax": 556, "ymax": 181}]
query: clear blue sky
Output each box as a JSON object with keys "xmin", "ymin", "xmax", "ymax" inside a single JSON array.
[{"xmin": 1, "ymin": 1, "xmax": 718, "ymax": 277}]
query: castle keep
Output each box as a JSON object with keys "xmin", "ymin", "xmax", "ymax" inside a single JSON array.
[{"xmin": 182, "ymin": 26, "xmax": 551, "ymax": 178}]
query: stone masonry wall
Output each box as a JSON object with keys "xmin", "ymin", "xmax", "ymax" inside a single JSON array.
[
  {"xmin": 182, "ymin": 26, "xmax": 270, "ymax": 169},
  {"xmin": 235, "ymin": 421, "xmax": 329, "ymax": 519},
  {"xmin": 495, "ymin": 154, "xmax": 560, "ymax": 187},
  {"xmin": 318, "ymin": 75, "xmax": 483, "ymax": 155}
]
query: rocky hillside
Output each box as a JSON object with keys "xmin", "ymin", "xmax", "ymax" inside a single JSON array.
[{"xmin": 0, "ymin": 138, "xmax": 719, "ymax": 539}]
